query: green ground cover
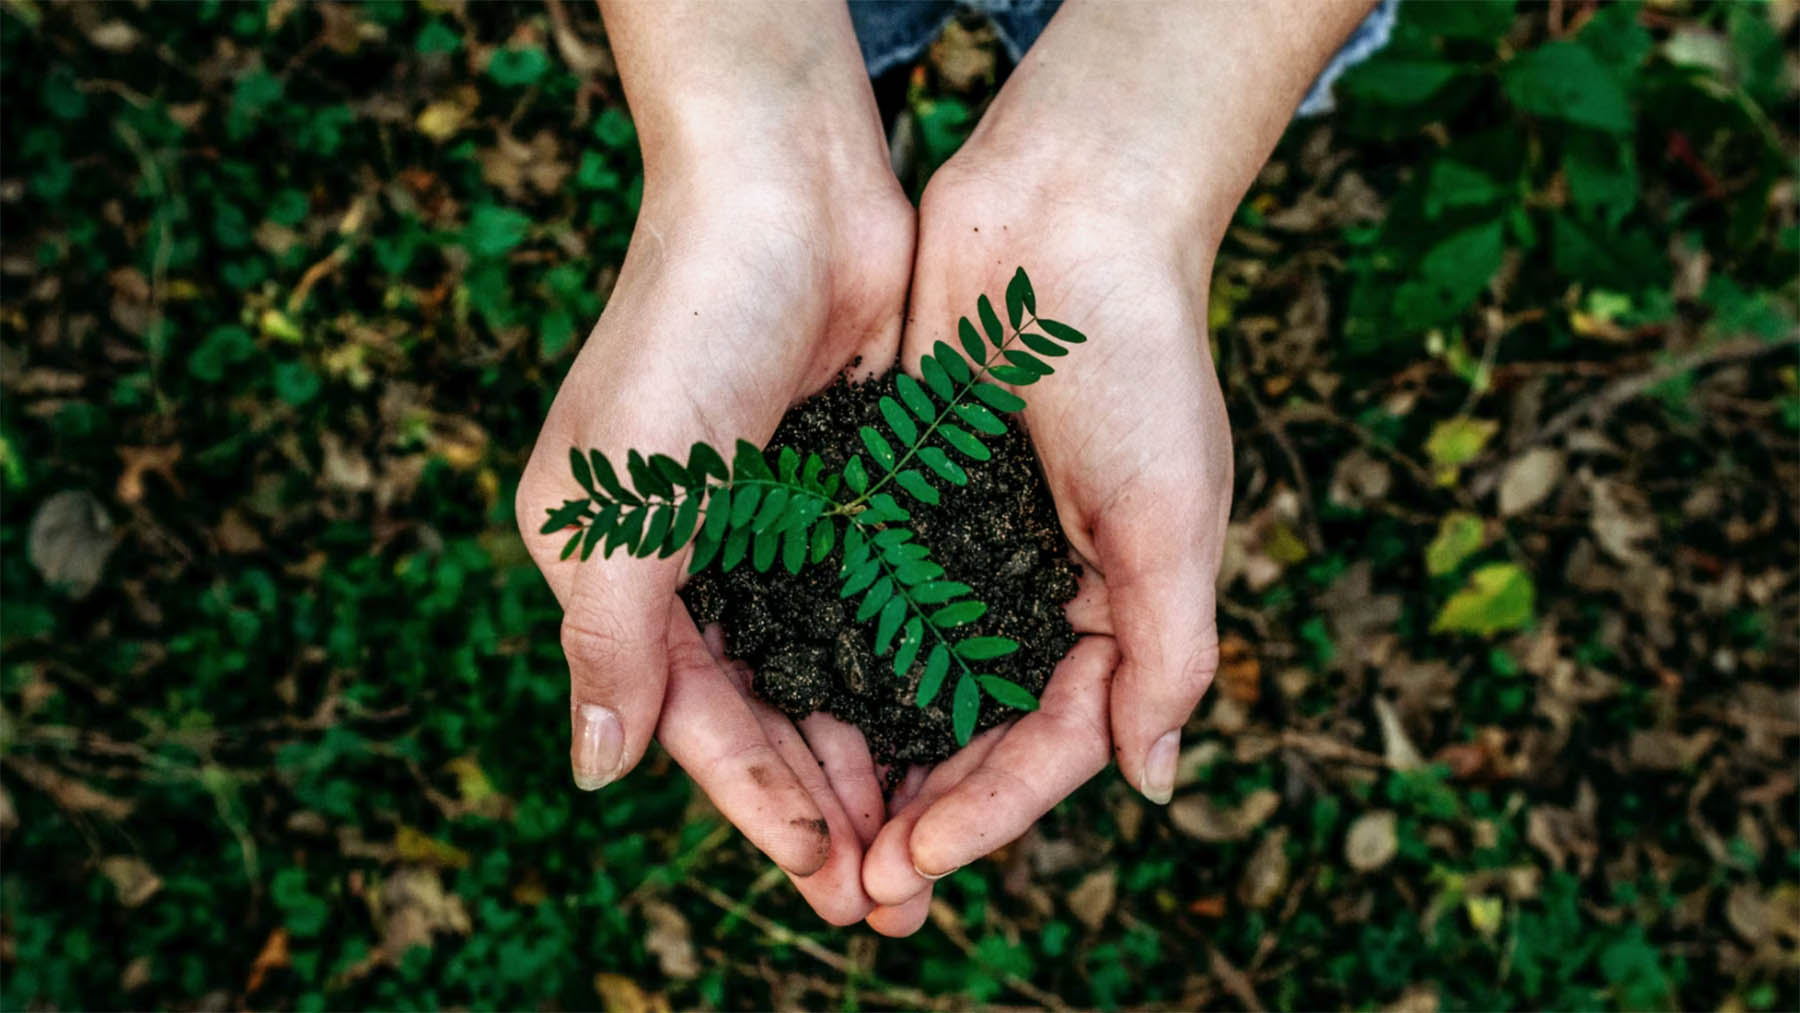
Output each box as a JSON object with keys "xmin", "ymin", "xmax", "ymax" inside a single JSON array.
[{"xmin": 2, "ymin": 1, "xmax": 1795, "ymax": 1009}]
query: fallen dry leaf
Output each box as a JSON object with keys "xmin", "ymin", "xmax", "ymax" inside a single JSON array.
[
  {"xmin": 1239, "ymin": 828, "xmax": 1290, "ymax": 909},
  {"xmin": 117, "ymin": 444, "xmax": 182, "ymax": 504},
  {"xmin": 594, "ymin": 972, "xmax": 670, "ymax": 1013},
  {"xmin": 100, "ymin": 855, "xmax": 162, "ymax": 907},
  {"xmin": 244, "ymin": 927, "xmax": 290, "ymax": 995},
  {"xmin": 1067, "ymin": 866, "xmax": 1117, "ymax": 931},
  {"xmin": 1217, "ymin": 633, "xmax": 1262, "ymax": 703},
  {"xmin": 28, "ymin": 490, "xmax": 115, "ymax": 597},
  {"xmin": 640, "ymin": 900, "xmax": 699, "ymax": 980},
  {"xmin": 1345, "ymin": 810, "xmax": 1399, "ymax": 872},
  {"xmin": 1170, "ymin": 789, "xmax": 1280, "ymax": 843},
  {"xmin": 1498, "ymin": 447, "xmax": 1565, "ymax": 516},
  {"xmin": 1373, "ymin": 696, "xmax": 1425, "ymax": 771}
]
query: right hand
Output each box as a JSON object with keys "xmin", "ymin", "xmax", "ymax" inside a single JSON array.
[{"xmin": 515, "ymin": 157, "xmax": 914, "ymax": 924}]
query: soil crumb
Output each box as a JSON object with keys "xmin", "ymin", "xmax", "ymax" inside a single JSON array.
[{"xmin": 682, "ymin": 369, "xmax": 1079, "ymax": 773}]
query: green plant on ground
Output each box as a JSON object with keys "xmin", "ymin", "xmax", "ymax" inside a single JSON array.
[{"xmin": 539, "ymin": 267, "xmax": 1084, "ymax": 744}]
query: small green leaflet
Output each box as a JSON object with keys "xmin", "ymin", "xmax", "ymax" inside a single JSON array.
[
  {"xmin": 976, "ymin": 675, "xmax": 1039, "ymax": 711},
  {"xmin": 952, "ymin": 673, "xmax": 980, "ymax": 745}
]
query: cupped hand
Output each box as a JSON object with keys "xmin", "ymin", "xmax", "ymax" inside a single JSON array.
[
  {"xmin": 515, "ymin": 164, "xmax": 915, "ymax": 924},
  {"xmin": 860, "ymin": 155, "xmax": 1233, "ymax": 932}
]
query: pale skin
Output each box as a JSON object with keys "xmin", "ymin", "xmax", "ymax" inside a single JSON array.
[{"xmin": 515, "ymin": 0, "xmax": 1378, "ymax": 934}]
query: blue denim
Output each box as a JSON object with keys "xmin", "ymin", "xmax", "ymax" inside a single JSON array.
[{"xmin": 850, "ymin": 0, "xmax": 1400, "ymax": 117}]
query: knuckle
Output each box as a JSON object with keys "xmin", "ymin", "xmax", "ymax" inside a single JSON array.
[{"xmin": 560, "ymin": 617, "xmax": 632, "ymax": 681}]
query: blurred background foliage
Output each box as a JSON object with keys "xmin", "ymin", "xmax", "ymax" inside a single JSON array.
[{"xmin": 1, "ymin": 0, "xmax": 1796, "ymax": 1009}]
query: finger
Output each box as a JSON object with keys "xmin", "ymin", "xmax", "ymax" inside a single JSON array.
[
  {"xmin": 865, "ymin": 887, "xmax": 934, "ymax": 938},
  {"xmin": 799, "ymin": 713, "xmax": 885, "ymax": 848},
  {"xmin": 1065, "ymin": 562, "xmax": 1113, "ymax": 636},
  {"xmin": 909, "ymin": 636, "xmax": 1117, "ymax": 877},
  {"xmin": 886, "ymin": 765, "xmax": 929, "ymax": 818},
  {"xmin": 656, "ymin": 610, "xmax": 833, "ymax": 877},
  {"xmin": 1095, "ymin": 493, "xmax": 1224, "ymax": 806},
  {"xmin": 753, "ymin": 705, "xmax": 874, "ymax": 926},
  {"xmin": 561, "ymin": 558, "xmax": 682, "ymax": 791},
  {"xmin": 862, "ymin": 726, "xmax": 1006, "ymax": 906}
]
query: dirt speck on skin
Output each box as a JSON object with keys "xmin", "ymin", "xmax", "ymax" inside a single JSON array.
[
  {"xmin": 791, "ymin": 817, "xmax": 830, "ymax": 839},
  {"xmin": 683, "ymin": 370, "xmax": 1079, "ymax": 774}
]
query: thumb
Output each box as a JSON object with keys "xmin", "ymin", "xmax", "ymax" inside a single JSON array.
[
  {"xmin": 1095, "ymin": 488, "xmax": 1223, "ymax": 805},
  {"xmin": 561, "ymin": 556, "xmax": 676, "ymax": 791}
]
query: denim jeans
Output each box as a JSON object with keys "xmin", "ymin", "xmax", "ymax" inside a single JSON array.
[{"xmin": 849, "ymin": 0, "xmax": 1400, "ymax": 116}]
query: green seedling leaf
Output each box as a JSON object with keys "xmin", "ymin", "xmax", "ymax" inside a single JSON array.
[
  {"xmin": 912, "ymin": 580, "xmax": 973, "ymax": 604},
  {"xmin": 782, "ymin": 524, "xmax": 806, "ymax": 574},
  {"xmin": 929, "ymin": 600, "xmax": 986, "ymax": 627},
  {"xmin": 561, "ymin": 528, "xmax": 584, "ymax": 561},
  {"xmin": 876, "ymin": 597, "xmax": 907, "ymax": 654},
  {"xmin": 954, "ymin": 401, "xmax": 1006, "ymax": 436},
  {"xmin": 920, "ymin": 353, "xmax": 954, "ymax": 400},
  {"xmin": 893, "ymin": 558, "xmax": 944, "ymax": 585},
  {"xmin": 569, "ymin": 448, "xmax": 595, "ymax": 495},
  {"xmin": 857, "ymin": 577, "xmax": 894, "ymax": 622},
  {"xmin": 990, "ymin": 365, "xmax": 1037, "ymax": 386},
  {"xmin": 934, "ymin": 341, "xmax": 973, "ymax": 383},
  {"xmin": 1433, "ymin": 562, "xmax": 1535, "ymax": 636},
  {"xmin": 732, "ymin": 439, "xmax": 771, "ymax": 480},
  {"xmin": 540, "ymin": 498, "xmax": 589, "ymax": 535},
  {"xmin": 896, "ymin": 373, "xmax": 936, "ymax": 421},
  {"xmin": 590, "ymin": 450, "xmax": 636, "ymax": 503},
  {"xmin": 1005, "ymin": 268, "xmax": 1033, "ymax": 328},
  {"xmin": 582, "ymin": 518, "xmax": 606, "ymax": 560},
  {"xmin": 751, "ymin": 487, "xmax": 790, "ymax": 533},
  {"xmin": 809, "ymin": 518, "xmax": 836, "ymax": 563},
  {"xmin": 959, "ymin": 317, "xmax": 986, "ymax": 364},
  {"xmin": 751, "ymin": 527, "xmax": 779, "ymax": 572},
  {"xmin": 1425, "ymin": 511, "xmax": 1488, "ymax": 576},
  {"xmin": 880, "ymin": 396, "xmax": 918, "ymax": 445},
  {"xmin": 663, "ymin": 493, "xmax": 702, "ymax": 556},
  {"xmin": 872, "ymin": 528, "xmax": 913, "ymax": 549},
  {"xmin": 939, "ymin": 425, "xmax": 991, "ymax": 461},
  {"xmin": 896, "ymin": 470, "xmax": 940, "ymax": 505},
  {"xmin": 651, "ymin": 453, "xmax": 689, "ymax": 489},
  {"xmin": 1004, "ymin": 350, "xmax": 1052, "ymax": 376},
  {"xmin": 952, "ymin": 674, "xmax": 980, "ymax": 745},
  {"xmin": 867, "ymin": 494, "xmax": 911, "ymax": 522},
  {"xmin": 860, "ymin": 426, "xmax": 896, "ymax": 471},
  {"xmin": 918, "ymin": 446, "xmax": 969, "ymax": 485},
  {"xmin": 729, "ymin": 486, "xmax": 762, "ymax": 528},
  {"xmin": 689, "ymin": 530, "xmax": 722, "ymax": 573},
  {"xmin": 968, "ymin": 382, "xmax": 1025, "ymax": 413},
  {"xmin": 976, "ymin": 676, "xmax": 1040, "ymax": 711},
  {"xmin": 1038, "ymin": 318, "xmax": 1087, "ymax": 344},
  {"xmin": 955, "ymin": 636, "xmax": 1019, "ymax": 661},
  {"xmin": 628, "ymin": 450, "xmax": 671, "ymax": 499},
  {"xmin": 977, "ymin": 295, "xmax": 1004, "ymax": 347},
  {"xmin": 702, "ymin": 488, "xmax": 731, "ymax": 541},
  {"xmin": 687, "ymin": 441, "xmax": 727, "ymax": 481},
  {"xmin": 1019, "ymin": 332, "xmax": 1067, "ymax": 357},
  {"xmin": 777, "ymin": 446, "xmax": 801, "ymax": 482},
  {"xmin": 917, "ymin": 645, "xmax": 951, "ymax": 706},
  {"xmin": 893, "ymin": 619, "xmax": 924, "ymax": 676},
  {"xmin": 841, "ymin": 557, "xmax": 880, "ymax": 597},
  {"xmin": 640, "ymin": 504, "xmax": 673, "ymax": 557},
  {"xmin": 844, "ymin": 454, "xmax": 868, "ymax": 493}
]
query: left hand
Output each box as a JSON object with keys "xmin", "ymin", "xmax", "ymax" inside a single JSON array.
[{"xmin": 860, "ymin": 157, "xmax": 1233, "ymax": 934}]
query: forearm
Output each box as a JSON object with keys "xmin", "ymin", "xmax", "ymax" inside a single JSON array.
[
  {"xmin": 965, "ymin": 0, "xmax": 1379, "ymax": 244},
  {"xmin": 596, "ymin": 0, "xmax": 890, "ymax": 184}
]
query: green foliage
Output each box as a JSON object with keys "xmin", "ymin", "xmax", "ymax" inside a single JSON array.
[{"xmin": 548, "ymin": 269, "xmax": 1084, "ymax": 742}]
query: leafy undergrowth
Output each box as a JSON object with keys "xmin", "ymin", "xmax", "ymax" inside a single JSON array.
[{"xmin": 2, "ymin": 1, "xmax": 1795, "ymax": 1010}]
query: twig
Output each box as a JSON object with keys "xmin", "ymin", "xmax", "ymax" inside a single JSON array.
[
  {"xmin": 685, "ymin": 879, "xmax": 950, "ymax": 1011},
  {"xmin": 1534, "ymin": 334, "xmax": 1799, "ymax": 445},
  {"xmin": 1230, "ymin": 334, "xmax": 1323, "ymax": 552}
]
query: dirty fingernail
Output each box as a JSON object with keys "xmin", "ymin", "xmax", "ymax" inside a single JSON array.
[
  {"xmin": 1142, "ymin": 729, "xmax": 1179, "ymax": 805},
  {"xmin": 572, "ymin": 703, "xmax": 623, "ymax": 791}
]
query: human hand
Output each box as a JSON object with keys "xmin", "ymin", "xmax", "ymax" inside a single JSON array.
[
  {"xmin": 858, "ymin": 0, "xmax": 1376, "ymax": 932},
  {"xmin": 517, "ymin": 1, "xmax": 915, "ymax": 924}
]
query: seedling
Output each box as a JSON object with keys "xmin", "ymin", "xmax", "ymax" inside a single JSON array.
[{"xmin": 543, "ymin": 268, "xmax": 1085, "ymax": 745}]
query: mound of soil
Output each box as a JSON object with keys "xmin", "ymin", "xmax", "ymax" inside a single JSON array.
[{"xmin": 682, "ymin": 370, "xmax": 1079, "ymax": 770}]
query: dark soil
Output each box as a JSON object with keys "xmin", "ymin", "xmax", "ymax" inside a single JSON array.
[{"xmin": 682, "ymin": 370, "xmax": 1080, "ymax": 771}]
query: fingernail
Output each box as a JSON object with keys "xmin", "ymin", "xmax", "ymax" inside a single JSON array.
[
  {"xmin": 572, "ymin": 703, "xmax": 623, "ymax": 791},
  {"xmin": 913, "ymin": 862, "xmax": 957, "ymax": 882},
  {"xmin": 1142, "ymin": 729, "xmax": 1179, "ymax": 805}
]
